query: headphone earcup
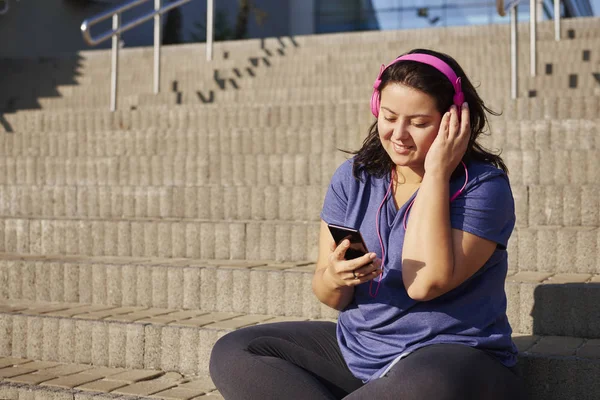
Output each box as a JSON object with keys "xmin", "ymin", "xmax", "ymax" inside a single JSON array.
[{"xmin": 370, "ymin": 88, "xmax": 380, "ymax": 117}]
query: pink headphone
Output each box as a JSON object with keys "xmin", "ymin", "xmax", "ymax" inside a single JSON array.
[
  {"xmin": 369, "ymin": 53, "xmax": 469, "ymax": 298},
  {"xmin": 370, "ymin": 53, "xmax": 465, "ymax": 118}
]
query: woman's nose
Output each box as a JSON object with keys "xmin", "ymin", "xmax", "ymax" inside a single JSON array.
[{"xmin": 391, "ymin": 123, "xmax": 410, "ymax": 140}]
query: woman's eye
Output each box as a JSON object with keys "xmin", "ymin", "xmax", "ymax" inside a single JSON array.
[
  {"xmin": 413, "ymin": 123, "xmax": 428, "ymax": 128},
  {"xmin": 384, "ymin": 117, "xmax": 396, "ymax": 122}
]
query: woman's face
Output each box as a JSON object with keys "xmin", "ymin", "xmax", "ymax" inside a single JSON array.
[{"xmin": 377, "ymin": 83, "xmax": 443, "ymax": 171}]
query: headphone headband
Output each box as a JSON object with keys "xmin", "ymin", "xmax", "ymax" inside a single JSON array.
[{"xmin": 370, "ymin": 53, "xmax": 465, "ymax": 117}]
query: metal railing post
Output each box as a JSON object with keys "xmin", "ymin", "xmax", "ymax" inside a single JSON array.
[
  {"xmin": 510, "ymin": 5, "xmax": 518, "ymax": 99},
  {"xmin": 111, "ymin": 13, "xmax": 120, "ymax": 112},
  {"xmin": 206, "ymin": 0, "xmax": 213, "ymax": 61},
  {"xmin": 154, "ymin": 0, "xmax": 161, "ymax": 94},
  {"xmin": 554, "ymin": 0, "xmax": 561, "ymax": 41},
  {"xmin": 530, "ymin": 0, "xmax": 536, "ymax": 76},
  {"xmin": 82, "ymin": 0, "xmax": 208, "ymax": 110}
]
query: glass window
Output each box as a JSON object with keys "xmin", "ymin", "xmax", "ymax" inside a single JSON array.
[
  {"xmin": 315, "ymin": 0, "xmax": 554, "ymax": 34},
  {"xmin": 443, "ymin": 5, "xmax": 466, "ymax": 26},
  {"xmin": 399, "ymin": 8, "xmax": 439, "ymax": 29}
]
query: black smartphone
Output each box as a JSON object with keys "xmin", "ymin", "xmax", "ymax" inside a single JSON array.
[{"xmin": 327, "ymin": 224, "xmax": 370, "ymax": 260}]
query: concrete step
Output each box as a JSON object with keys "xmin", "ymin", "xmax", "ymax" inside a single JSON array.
[
  {"xmin": 12, "ymin": 61, "xmax": 600, "ymax": 110},
  {"xmin": 28, "ymin": 80, "xmax": 578, "ymax": 110},
  {"xmin": 283, "ymin": 47, "xmax": 600, "ymax": 71},
  {"xmin": 0, "ymin": 184, "xmax": 598, "ymax": 228},
  {"xmin": 0, "ymin": 299, "xmax": 336, "ymax": 376},
  {"xmin": 0, "ymin": 355, "xmax": 221, "ymax": 399},
  {"xmin": 0, "ymin": 185, "xmax": 326, "ymax": 223},
  {"xmin": 14, "ymin": 87, "xmax": 597, "ymax": 112},
  {"xmin": 17, "ymin": 47, "xmax": 595, "ymax": 89},
  {"xmin": 0, "ymin": 149, "xmax": 597, "ymax": 186},
  {"xmin": 224, "ymin": 53, "xmax": 597, "ymax": 82},
  {"xmin": 0, "ymin": 39, "xmax": 295, "ymax": 76},
  {"xmin": 0, "ymin": 254, "xmax": 598, "ymax": 337},
  {"xmin": 45, "ymin": 56, "xmax": 596, "ymax": 93},
  {"xmin": 290, "ymin": 20, "xmax": 600, "ymax": 48},
  {"xmin": 0, "ymin": 153, "xmax": 345, "ymax": 186},
  {"xmin": 12, "ymin": 68, "xmax": 598, "ymax": 113},
  {"xmin": 0, "ymin": 218, "xmax": 321, "ymax": 262},
  {"xmin": 515, "ymin": 334, "xmax": 600, "ymax": 400},
  {"xmin": 483, "ymin": 119, "xmax": 600, "ymax": 151},
  {"xmin": 0, "ymin": 256, "xmax": 329, "ymax": 319},
  {"xmin": 32, "ymin": 48, "xmax": 588, "ymax": 89},
  {"xmin": 134, "ymin": 79, "xmax": 600, "ymax": 104},
  {"xmin": 2, "ymin": 102, "xmax": 376, "ymax": 133},
  {"xmin": 19, "ymin": 70, "xmax": 600, "ymax": 110},
  {"xmin": 277, "ymin": 35, "xmax": 600, "ymax": 55},
  {"xmin": 0, "ymin": 127, "xmax": 354, "ymax": 157},
  {"xmin": 0, "ymin": 299, "xmax": 598, "ymax": 400},
  {"xmin": 522, "ymin": 78, "xmax": 600, "ymax": 95},
  {"xmin": 3, "ymin": 96, "xmax": 599, "ymax": 134},
  {"xmin": 0, "ymin": 119, "xmax": 597, "ymax": 157},
  {"xmin": 0, "ymin": 219, "xmax": 599, "ymax": 272}
]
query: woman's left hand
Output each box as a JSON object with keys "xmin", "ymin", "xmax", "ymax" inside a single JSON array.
[{"xmin": 424, "ymin": 102, "xmax": 470, "ymax": 179}]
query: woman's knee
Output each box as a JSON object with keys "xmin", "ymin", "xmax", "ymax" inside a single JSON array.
[
  {"xmin": 209, "ymin": 329, "xmax": 250, "ymax": 379},
  {"xmin": 384, "ymin": 345, "xmax": 522, "ymax": 400}
]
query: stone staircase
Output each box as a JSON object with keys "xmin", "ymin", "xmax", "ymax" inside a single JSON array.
[{"xmin": 0, "ymin": 15, "xmax": 599, "ymax": 400}]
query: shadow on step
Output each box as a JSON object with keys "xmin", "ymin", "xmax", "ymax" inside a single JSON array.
[
  {"xmin": 0, "ymin": 53, "xmax": 84, "ymax": 127},
  {"xmin": 532, "ymin": 282, "xmax": 600, "ymax": 338},
  {"xmin": 517, "ymin": 282, "xmax": 600, "ymax": 400}
]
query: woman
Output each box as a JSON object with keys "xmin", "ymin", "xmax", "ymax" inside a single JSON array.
[{"xmin": 210, "ymin": 49, "xmax": 526, "ymax": 399}]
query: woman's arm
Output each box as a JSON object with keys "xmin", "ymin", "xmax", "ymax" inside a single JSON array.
[
  {"xmin": 401, "ymin": 175, "xmax": 497, "ymax": 301},
  {"xmin": 401, "ymin": 103, "xmax": 496, "ymax": 301},
  {"xmin": 313, "ymin": 220, "xmax": 381, "ymax": 310}
]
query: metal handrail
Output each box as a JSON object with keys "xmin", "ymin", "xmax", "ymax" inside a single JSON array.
[
  {"xmin": 496, "ymin": 0, "xmax": 561, "ymax": 99},
  {"xmin": 0, "ymin": 0, "xmax": 10, "ymax": 15},
  {"xmin": 81, "ymin": 0, "xmax": 214, "ymax": 111},
  {"xmin": 554, "ymin": 0, "xmax": 561, "ymax": 41}
]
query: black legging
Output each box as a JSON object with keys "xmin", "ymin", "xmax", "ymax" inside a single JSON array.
[{"xmin": 209, "ymin": 321, "xmax": 526, "ymax": 400}]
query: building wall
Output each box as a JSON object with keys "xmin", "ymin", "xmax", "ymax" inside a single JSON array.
[
  {"xmin": 0, "ymin": 0, "xmax": 157, "ymax": 58},
  {"xmin": 313, "ymin": 0, "xmax": 552, "ymax": 33},
  {"xmin": 289, "ymin": 0, "xmax": 315, "ymax": 35},
  {"xmin": 4, "ymin": 0, "xmax": 584, "ymax": 59},
  {"xmin": 0, "ymin": 0, "xmax": 293, "ymax": 59},
  {"xmin": 176, "ymin": 0, "xmax": 291, "ymax": 43}
]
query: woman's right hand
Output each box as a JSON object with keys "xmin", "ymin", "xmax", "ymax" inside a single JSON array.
[{"xmin": 324, "ymin": 239, "xmax": 382, "ymax": 288}]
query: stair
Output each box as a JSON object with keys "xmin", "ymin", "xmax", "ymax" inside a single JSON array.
[{"xmin": 0, "ymin": 14, "xmax": 599, "ymax": 400}]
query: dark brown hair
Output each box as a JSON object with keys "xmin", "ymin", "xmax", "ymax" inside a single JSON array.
[{"xmin": 351, "ymin": 48, "xmax": 507, "ymax": 179}]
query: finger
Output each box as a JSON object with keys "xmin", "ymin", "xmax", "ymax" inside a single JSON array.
[
  {"xmin": 439, "ymin": 111, "xmax": 450, "ymax": 139},
  {"xmin": 336, "ymin": 239, "xmax": 351, "ymax": 259},
  {"xmin": 353, "ymin": 257, "xmax": 381, "ymax": 273},
  {"xmin": 448, "ymin": 105, "xmax": 460, "ymax": 138},
  {"xmin": 341, "ymin": 251, "xmax": 377, "ymax": 273},
  {"xmin": 349, "ymin": 267, "xmax": 383, "ymax": 285},
  {"xmin": 352, "ymin": 259, "xmax": 381, "ymax": 279},
  {"xmin": 459, "ymin": 102, "xmax": 470, "ymax": 139}
]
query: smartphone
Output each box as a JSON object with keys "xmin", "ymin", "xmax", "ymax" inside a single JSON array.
[{"xmin": 327, "ymin": 224, "xmax": 370, "ymax": 260}]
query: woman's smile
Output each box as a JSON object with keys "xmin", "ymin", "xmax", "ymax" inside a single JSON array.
[{"xmin": 392, "ymin": 143, "xmax": 414, "ymax": 154}]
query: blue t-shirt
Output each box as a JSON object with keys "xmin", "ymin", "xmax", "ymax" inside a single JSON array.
[{"xmin": 320, "ymin": 157, "xmax": 518, "ymax": 382}]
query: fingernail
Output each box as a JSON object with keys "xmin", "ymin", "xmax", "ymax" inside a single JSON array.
[
  {"xmin": 369, "ymin": 253, "xmax": 376, "ymax": 259},
  {"xmin": 343, "ymin": 240, "xmax": 349, "ymax": 247},
  {"xmin": 462, "ymin": 102, "xmax": 468, "ymax": 109}
]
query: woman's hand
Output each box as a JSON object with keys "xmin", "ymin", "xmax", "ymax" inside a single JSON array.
[
  {"xmin": 323, "ymin": 239, "xmax": 382, "ymax": 288},
  {"xmin": 424, "ymin": 102, "xmax": 470, "ymax": 179}
]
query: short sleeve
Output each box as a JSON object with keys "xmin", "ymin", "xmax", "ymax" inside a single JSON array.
[
  {"xmin": 320, "ymin": 160, "xmax": 354, "ymax": 226},
  {"xmin": 450, "ymin": 169, "xmax": 515, "ymax": 249}
]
